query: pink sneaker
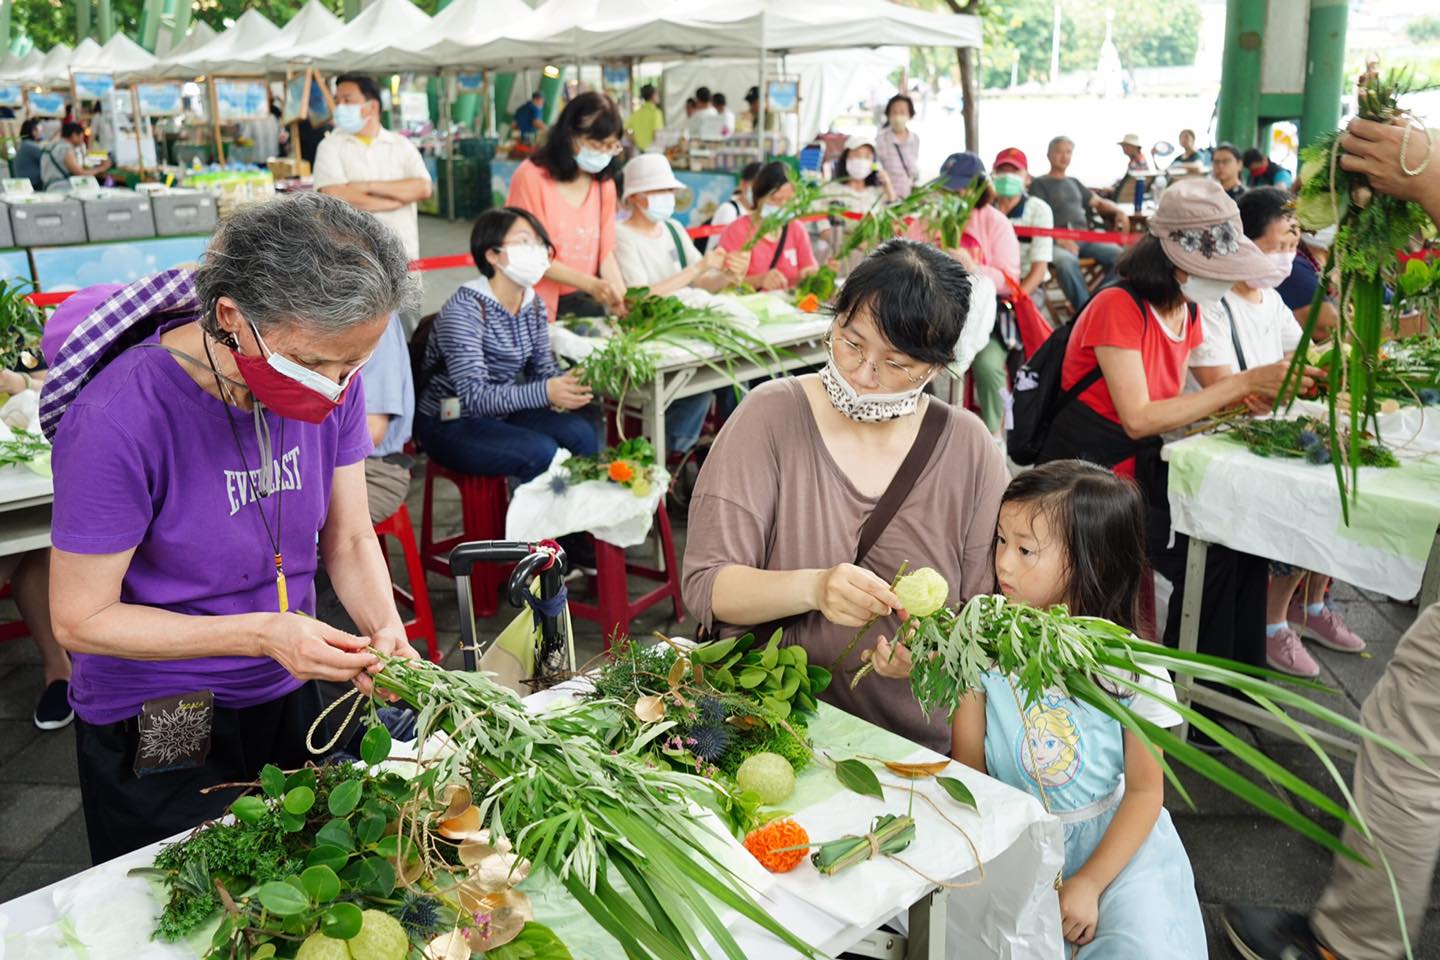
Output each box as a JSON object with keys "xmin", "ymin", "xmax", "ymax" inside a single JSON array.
[
  {"xmin": 1266, "ymin": 627, "xmax": 1320, "ymax": 678},
  {"xmin": 1288, "ymin": 600, "xmax": 1367, "ymax": 653}
]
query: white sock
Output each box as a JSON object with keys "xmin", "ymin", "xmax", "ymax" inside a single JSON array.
[
  {"xmin": 1265, "ymin": 621, "xmax": 1288, "ymax": 638},
  {"xmin": 1306, "ymin": 601, "xmax": 1325, "ymax": 616}
]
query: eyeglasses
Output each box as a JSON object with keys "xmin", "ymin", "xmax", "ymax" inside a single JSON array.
[
  {"xmin": 580, "ymin": 137, "xmax": 624, "ymax": 156},
  {"xmin": 828, "ymin": 333, "xmax": 930, "ymax": 390}
]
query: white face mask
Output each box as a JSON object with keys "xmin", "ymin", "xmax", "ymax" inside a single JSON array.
[
  {"xmin": 335, "ymin": 103, "xmax": 366, "ymax": 135},
  {"xmin": 888, "ymin": 114, "xmax": 909, "ymax": 130},
  {"xmin": 760, "ymin": 203, "xmax": 782, "ymax": 219},
  {"xmin": 1179, "ymin": 274, "xmax": 1235, "ymax": 311},
  {"xmin": 1252, "ymin": 250, "xmax": 1296, "ymax": 289},
  {"xmin": 576, "ymin": 147, "xmax": 613, "ymax": 174},
  {"xmin": 641, "ymin": 192, "xmax": 675, "ymax": 223},
  {"xmin": 817, "ymin": 355, "xmax": 930, "ymax": 422},
  {"xmin": 498, "ymin": 243, "xmax": 550, "ymax": 288},
  {"xmin": 252, "ymin": 323, "xmax": 359, "ymax": 403},
  {"xmin": 846, "ymin": 157, "xmax": 874, "ymax": 181}
]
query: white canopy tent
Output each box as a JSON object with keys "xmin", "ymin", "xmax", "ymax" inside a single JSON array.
[
  {"xmin": 83, "ymin": 34, "xmax": 159, "ymax": 78},
  {"xmin": 153, "ymin": 21, "xmax": 217, "ymax": 62},
  {"xmin": 141, "ymin": 8, "xmax": 280, "ymax": 80},
  {"xmin": 344, "ymin": 0, "xmax": 535, "ymax": 73},
  {"xmin": 279, "ymin": 0, "xmax": 433, "ymax": 73},
  {"xmin": 0, "ymin": 49, "xmax": 44, "ymax": 83}
]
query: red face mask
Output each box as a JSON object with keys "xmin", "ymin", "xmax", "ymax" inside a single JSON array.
[{"xmin": 230, "ymin": 325, "xmax": 356, "ymax": 424}]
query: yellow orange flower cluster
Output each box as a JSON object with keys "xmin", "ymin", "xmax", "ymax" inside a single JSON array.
[
  {"xmin": 743, "ymin": 818, "xmax": 810, "ymax": 873},
  {"xmin": 608, "ymin": 459, "xmax": 635, "ymax": 483}
]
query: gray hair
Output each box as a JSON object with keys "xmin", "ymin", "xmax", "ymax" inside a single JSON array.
[
  {"xmin": 1047, "ymin": 135, "xmax": 1074, "ymax": 153},
  {"xmin": 196, "ymin": 192, "xmax": 419, "ymax": 339}
]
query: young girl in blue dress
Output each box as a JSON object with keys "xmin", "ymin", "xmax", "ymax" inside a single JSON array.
[{"xmin": 951, "ymin": 460, "xmax": 1207, "ymax": 957}]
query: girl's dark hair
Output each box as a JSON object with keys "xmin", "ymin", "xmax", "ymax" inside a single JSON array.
[
  {"xmin": 1237, "ymin": 186, "xmax": 1293, "ymax": 241},
  {"xmin": 884, "ymin": 94, "xmax": 915, "ymax": 120},
  {"xmin": 738, "ymin": 160, "xmax": 763, "ymax": 182},
  {"xmin": 470, "ymin": 206, "xmax": 554, "ymax": 278},
  {"xmin": 999, "ymin": 460, "xmax": 1148, "ymax": 634},
  {"xmin": 831, "ymin": 239, "xmax": 972, "ymax": 366},
  {"xmin": 833, "ymin": 146, "xmax": 879, "ymax": 188},
  {"xmin": 1115, "ymin": 234, "xmax": 1185, "ymax": 312},
  {"xmin": 1211, "ymin": 142, "xmax": 1243, "ymax": 163},
  {"xmin": 749, "ymin": 160, "xmax": 792, "ymax": 205},
  {"xmin": 531, "ymin": 91, "xmax": 624, "ymax": 183}
]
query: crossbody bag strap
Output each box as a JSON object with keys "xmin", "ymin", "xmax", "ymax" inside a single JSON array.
[
  {"xmin": 1221, "ymin": 299, "xmax": 1247, "ymax": 371},
  {"xmin": 855, "ymin": 401, "xmax": 949, "ymax": 565},
  {"xmin": 664, "ymin": 220, "xmax": 689, "ymax": 269},
  {"xmin": 767, "ymin": 221, "xmax": 790, "ymax": 272}
]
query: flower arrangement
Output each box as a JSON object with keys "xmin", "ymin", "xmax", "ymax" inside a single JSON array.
[
  {"xmin": 0, "ymin": 278, "xmax": 42, "ymax": 374},
  {"xmin": 743, "ymin": 819, "xmax": 810, "ymax": 873},
  {"xmin": 1208, "ymin": 413, "xmax": 1399, "ymax": 468},
  {"xmin": 560, "ymin": 437, "xmax": 658, "ymax": 497}
]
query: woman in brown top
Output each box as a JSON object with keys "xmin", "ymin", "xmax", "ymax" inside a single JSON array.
[{"xmin": 683, "ymin": 240, "xmax": 1009, "ymax": 754}]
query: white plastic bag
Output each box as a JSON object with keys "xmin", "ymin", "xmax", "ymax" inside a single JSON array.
[{"xmin": 506, "ymin": 449, "xmax": 669, "ymax": 548}]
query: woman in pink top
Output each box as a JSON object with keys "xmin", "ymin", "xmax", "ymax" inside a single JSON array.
[
  {"xmin": 716, "ymin": 161, "xmax": 818, "ymax": 291},
  {"xmin": 506, "ymin": 92, "xmax": 628, "ymax": 321}
]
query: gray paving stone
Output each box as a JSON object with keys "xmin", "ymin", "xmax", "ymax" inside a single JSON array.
[
  {"xmin": 0, "ymin": 664, "xmax": 43, "ymax": 721},
  {"xmin": 0, "ymin": 783, "xmax": 81, "ymax": 860},
  {"xmin": 3, "ymin": 725, "xmax": 77, "ymax": 785},
  {"xmin": 0, "ymin": 719, "xmax": 43, "ymax": 766},
  {"xmin": 28, "ymin": 808, "xmax": 89, "ymax": 866}
]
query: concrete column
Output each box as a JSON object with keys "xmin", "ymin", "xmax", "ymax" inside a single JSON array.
[
  {"xmin": 1299, "ymin": 0, "xmax": 1348, "ymax": 148},
  {"xmin": 1216, "ymin": 0, "xmax": 1264, "ymax": 148},
  {"xmin": 76, "ymin": 0, "xmax": 93, "ymax": 43}
]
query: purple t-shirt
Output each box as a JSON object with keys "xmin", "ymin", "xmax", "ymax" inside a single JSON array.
[{"xmin": 50, "ymin": 337, "xmax": 373, "ymax": 724}]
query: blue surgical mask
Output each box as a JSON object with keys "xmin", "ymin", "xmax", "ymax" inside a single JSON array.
[
  {"xmin": 335, "ymin": 103, "xmax": 366, "ymax": 135},
  {"xmin": 576, "ymin": 147, "xmax": 613, "ymax": 174},
  {"xmin": 641, "ymin": 193, "xmax": 676, "ymax": 223}
]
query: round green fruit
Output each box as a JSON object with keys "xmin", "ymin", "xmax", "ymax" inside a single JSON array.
[
  {"xmin": 295, "ymin": 933, "xmax": 350, "ymax": 960},
  {"xmin": 346, "ymin": 910, "xmax": 409, "ymax": 960},
  {"xmin": 736, "ymin": 751, "xmax": 796, "ymax": 805}
]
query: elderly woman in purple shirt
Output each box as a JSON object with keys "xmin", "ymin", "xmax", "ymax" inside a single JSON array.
[{"xmin": 43, "ymin": 194, "xmax": 420, "ymax": 863}]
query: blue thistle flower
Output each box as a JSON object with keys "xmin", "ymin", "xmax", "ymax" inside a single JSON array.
[
  {"xmin": 1306, "ymin": 444, "xmax": 1332, "ymax": 465},
  {"xmin": 688, "ymin": 724, "xmax": 732, "ymax": 763},
  {"xmin": 1297, "ymin": 430, "xmax": 1322, "ymax": 450},
  {"xmin": 1419, "ymin": 388, "xmax": 1440, "ymax": 407},
  {"xmin": 549, "ymin": 474, "xmax": 569, "ymax": 495},
  {"xmin": 698, "ymin": 696, "xmax": 727, "ymax": 726},
  {"xmin": 398, "ymin": 890, "xmax": 445, "ymax": 937}
]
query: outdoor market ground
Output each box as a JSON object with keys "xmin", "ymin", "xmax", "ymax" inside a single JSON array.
[{"xmin": 2, "ymin": 218, "xmax": 1438, "ymax": 959}]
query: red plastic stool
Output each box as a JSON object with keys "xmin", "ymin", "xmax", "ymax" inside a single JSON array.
[
  {"xmin": 419, "ymin": 460, "xmax": 510, "ymax": 618},
  {"xmin": 569, "ymin": 504, "xmax": 684, "ymax": 648},
  {"xmin": 373, "ymin": 504, "xmax": 440, "ymax": 663},
  {"xmin": 0, "ymin": 583, "xmax": 28, "ymax": 643}
]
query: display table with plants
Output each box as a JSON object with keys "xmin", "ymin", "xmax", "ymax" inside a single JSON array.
[{"xmin": 0, "ymin": 640, "xmax": 1066, "ymax": 960}]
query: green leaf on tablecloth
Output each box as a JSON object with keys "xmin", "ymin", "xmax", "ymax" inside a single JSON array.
[
  {"xmin": 937, "ymin": 777, "xmax": 978, "ymax": 812},
  {"xmin": 834, "ymin": 758, "xmax": 884, "ymax": 800},
  {"xmin": 255, "ymin": 880, "xmax": 308, "ymax": 916}
]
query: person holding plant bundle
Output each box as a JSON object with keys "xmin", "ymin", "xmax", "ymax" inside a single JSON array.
[
  {"xmin": 875, "ymin": 93, "xmax": 921, "ymax": 199},
  {"xmin": 614, "ymin": 153, "xmax": 744, "ymax": 455},
  {"xmin": 1034, "ymin": 179, "xmax": 1318, "ymax": 701},
  {"xmin": 951, "ymin": 459, "xmax": 1205, "ymax": 955},
  {"xmin": 1188, "ymin": 186, "xmax": 1367, "ymax": 678},
  {"xmin": 42, "ymin": 194, "xmax": 420, "ymax": 863},
  {"xmin": 715, "ymin": 161, "xmax": 820, "ymax": 292},
  {"xmin": 507, "ymin": 91, "xmax": 628, "ymax": 321},
  {"xmin": 414, "ymin": 206, "xmax": 599, "ymax": 486},
  {"xmin": 1223, "ymin": 106, "xmax": 1440, "ymax": 960},
  {"xmin": 683, "ymin": 239, "xmax": 1008, "ymax": 754},
  {"xmin": 821, "ymin": 134, "xmax": 897, "ymax": 271}
]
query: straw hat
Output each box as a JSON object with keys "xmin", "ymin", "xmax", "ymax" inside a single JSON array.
[
  {"xmin": 1148, "ymin": 179, "xmax": 1276, "ymax": 282},
  {"xmin": 1117, "ymin": 133, "xmax": 1144, "ymax": 149}
]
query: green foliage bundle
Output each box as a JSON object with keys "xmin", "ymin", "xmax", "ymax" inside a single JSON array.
[
  {"xmin": 0, "ymin": 278, "xmax": 42, "ymax": 374},
  {"xmin": 838, "ymin": 178, "xmax": 987, "ymax": 259},
  {"xmin": 1212, "ymin": 414, "xmax": 1399, "ymax": 468},
  {"xmin": 0, "ymin": 429, "xmax": 49, "ymax": 469}
]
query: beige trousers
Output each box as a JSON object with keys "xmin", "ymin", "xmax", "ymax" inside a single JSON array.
[{"xmin": 1312, "ymin": 602, "xmax": 1440, "ymax": 959}]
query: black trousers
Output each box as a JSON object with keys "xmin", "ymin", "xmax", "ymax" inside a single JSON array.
[
  {"xmin": 1153, "ymin": 533, "xmax": 1268, "ymax": 669},
  {"xmin": 74, "ymin": 681, "xmax": 323, "ymax": 865}
]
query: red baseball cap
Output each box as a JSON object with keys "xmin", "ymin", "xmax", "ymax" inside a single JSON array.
[{"xmin": 992, "ymin": 147, "xmax": 1029, "ymax": 172}]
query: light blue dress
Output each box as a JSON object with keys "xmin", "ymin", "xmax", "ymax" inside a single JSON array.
[{"xmin": 979, "ymin": 672, "xmax": 1207, "ymax": 958}]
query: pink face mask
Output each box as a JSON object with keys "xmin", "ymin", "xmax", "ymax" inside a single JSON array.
[{"xmin": 230, "ymin": 322, "xmax": 356, "ymax": 423}]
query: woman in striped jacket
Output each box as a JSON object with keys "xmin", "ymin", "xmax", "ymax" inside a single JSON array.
[{"xmin": 413, "ymin": 207, "xmax": 599, "ymax": 482}]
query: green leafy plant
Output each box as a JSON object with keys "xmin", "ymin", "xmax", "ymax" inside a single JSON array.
[
  {"xmin": 0, "ymin": 278, "xmax": 42, "ymax": 374},
  {"xmin": 793, "ymin": 265, "xmax": 837, "ymax": 302},
  {"xmin": 1284, "ymin": 64, "xmax": 1437, "ymax": 519},
  {"xmin": 739, "ymin": 177, "xmax": 827, "ymax": 253},
  {"xmin": 838, "ymin": 178, "xmax": 989, "ymax": 259},
  {"xmin": 559, "ymin": 437, "xmax": 659, "ymax": 496},
  {"xmin": 808, "ymin": 814, "xmax": 916, "ymax": 877},
  {"xmin": 369, "ymin": 655, "xmax": 821, "ymax": 960},
  {"xmin": 1208, "ymin": 413, "xmax": 1399, "ymax": 468},
  {"xmin": 0, "ymin": 429, "xmax": 49, "ymax": 469}
]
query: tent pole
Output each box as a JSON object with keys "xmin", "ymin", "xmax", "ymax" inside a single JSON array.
[
  {"xmin": 130, "ymin": 85, "xmax": 146, "ymax": 179},
  {"xmin": 442, "ymin": 71, "xmax": 455, "ymax": 222},
  {"xmin": 755, "ymin": 48, "xmax": 766, "ymax": 161}
]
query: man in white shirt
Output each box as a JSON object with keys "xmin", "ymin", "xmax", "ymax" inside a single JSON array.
[
  {"xmin": 313, "ymin": 74, "xmax": 433, "ymax": 266},
  {"xmin": 686, "ymin": 86, "xmax": 720, "ymax": 138}
]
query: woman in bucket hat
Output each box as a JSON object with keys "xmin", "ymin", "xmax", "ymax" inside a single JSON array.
[{"xmin": 1035, "ymin": 178, "xmax": 1319, "ymax": 699}]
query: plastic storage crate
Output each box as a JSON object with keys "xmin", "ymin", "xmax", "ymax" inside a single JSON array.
[{"xmin": 6, "ymin": 197, "xmax": 86, "ymax": 247}]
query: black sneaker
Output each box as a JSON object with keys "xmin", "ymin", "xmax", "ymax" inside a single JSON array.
[
  {"xmin": 1223, "ymin": 906, "xmax": 1343, "ymax": 960},
  {"xmin": 34, "ymin": 679, "xmax": 74, "ymax": 731}
]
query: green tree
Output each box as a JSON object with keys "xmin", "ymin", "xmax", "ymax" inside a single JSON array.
[{"xmin": 1408, "ymin": 16, "xmax": 1440, "ymax": 44}]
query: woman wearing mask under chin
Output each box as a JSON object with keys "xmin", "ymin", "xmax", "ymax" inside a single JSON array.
[
  {"xmin": 507, "ymin": 91, "xmax": 629, "ymax": 321},
  {"xmin": 682, "ymin": 240, "xmax": 1009, "ymax": 754},
  {"xmin": 875, "ymin": 94, "xmax": 921, "ymax": 199},
  {"xmin": 1036, "ymin": 178, "xmax": 1320, "ymax": 676}
]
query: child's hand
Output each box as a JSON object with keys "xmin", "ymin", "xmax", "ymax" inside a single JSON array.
[
  {"xmin": 1059, "ymin": 873, "xmax": 1102, "ymax": 946},
  {"xmin": 863, "ymin": 635, "xmax": 913, "ymax": 679}
]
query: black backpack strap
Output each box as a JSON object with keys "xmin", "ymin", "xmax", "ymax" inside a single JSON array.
[
  {"xmin": 767, "ymin": 222, "xmax": 790, "ymax": 272},
  {"xmin": 1051, "ymin": 283, "xmax": 1149, "ymax": 416}
]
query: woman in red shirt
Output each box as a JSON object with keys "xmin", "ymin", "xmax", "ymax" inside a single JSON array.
[
  {"xmin": 1038, "ymin": 179, "xmax": 1317, "ymax": 684},
  {"xmin": 717, "ymin": 161, "xmax": 818, "ymax": 292}
]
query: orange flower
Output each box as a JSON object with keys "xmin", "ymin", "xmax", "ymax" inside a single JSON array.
[
  {"xmin": 744, "ymin": 818, "xmax": 810, "ymax": 873},
  {"xmin": 797, "ymin": 292, "xmax": 820, "ymax": 313},
  {"xmin": 608, "ymin": 460, "xmax": 635, "ymax": 483}
]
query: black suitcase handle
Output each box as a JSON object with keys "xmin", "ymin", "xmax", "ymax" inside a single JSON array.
[{"xmin": 449, "ymin": 541, "xmax": 571, "ymax": 674}]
